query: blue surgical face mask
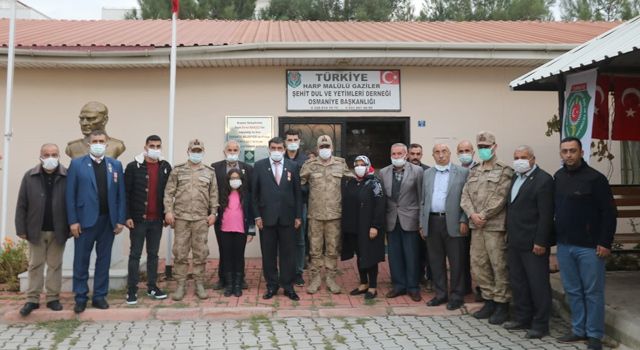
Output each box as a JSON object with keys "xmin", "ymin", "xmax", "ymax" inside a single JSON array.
[
  {"xmin": 90, "ymin": 143, "xmax": 106, "ymax": 157},
  {"xmin": 189, "ymin": 152, "xmax": 204, "ymax": 164},
  {"xmin": 458, "ymin": 153, "xmax": 473, "ymax": 165},
  {"xmin": 478, "ymin": 148, "xmax": 493, "ymax": 161}
]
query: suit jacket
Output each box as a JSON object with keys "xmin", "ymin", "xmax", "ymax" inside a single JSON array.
[
  {"xmin": 66, "ymin": 154, "xmax": 126, "ymax": 229},
  {"xmin": 251, "ymin": 158, "xmax": 302, "ymax": 227},
  {"xmin": 506, "ymin": 166, "xmax": 554, "ymax": 250},
  {"xmin": 380, "ymin": 162, "xmax": 424, "ymax": 232},
  {"xmin": 419, "ymin": 164, "xmax": 469, "ymax": 237}
]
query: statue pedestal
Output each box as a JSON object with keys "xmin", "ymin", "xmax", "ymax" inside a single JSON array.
[{"xmin": 19, "ymin": 233, "xmax": 129, "ymax": 293}]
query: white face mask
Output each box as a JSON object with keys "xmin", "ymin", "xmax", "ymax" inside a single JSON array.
[
  {"xmin": 229, "ymin": 179, "xmax": 242, "ymax": 189},
  {"xmin": 458, "ymin": 153, "xmax": 473, "ymax": 165},
  {"xmin": 270, "ymin": 151, "xmax": 284, "ymax": 162},
  {"xmin": 434, "ymin": 164, "xmax": 449, "ymax": 172},
  {"xmin": 146, "ymin": 148, "xmax": 162, "ymax": 160},
  {"xmin": 41, "ymin": 157, "xmax": 59, "ymax": 170},
  {"xmin": 89, "ymin": 143, "xmax": 106, "ymax": 157},
  {"xmin": 354, "ymin": 166, "xmax": 367, "ymax": 177},
  {"xmin": 226, "ymin": 153, "xmax": 239, "ymax": 163},
  {"xmin": 189, "ymin": 152, "xmax": 204, "ymax": 164},
  {"xmin": 513, "ymin": 159, "xmax": 532, "ymax": 174},
  {"xmin": 391, "ymin": 157, "xmax": 406, "ymax": 168},
  {"xmin": 287, "ymin": 142, "xmax": 300, "ymax": 151},
  {"xmin": 319, "ymin": 148, "xmax": 332, "ymax": 160}
]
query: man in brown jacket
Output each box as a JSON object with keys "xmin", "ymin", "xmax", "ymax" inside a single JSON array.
[
  {"xmin": 461, "ymin": 131, "xmax": 514, "ymax": 325},
  {"xmin": 15, "ymin": 143, "xmax": 69, "ymax": 316}
]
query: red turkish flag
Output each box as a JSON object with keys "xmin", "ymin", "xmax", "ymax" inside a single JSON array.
[
  {"xmin": 380, "ymin": 70, "xmax": 400, "ymax": 85},
  {"xmin": 172, "ymin": 0, "xmax": 179, "ymax": 14},
  {"xmin": 592, "ymin": 75, "xmax": 610, "ymax": 139},
  {"xmin": 612, "ymin": 76, "xmax": 640, "ymax": 141}
]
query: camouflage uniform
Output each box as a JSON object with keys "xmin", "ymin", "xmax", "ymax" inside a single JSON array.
[
  {"xmin": 300, "ymin": 135, "xmax": 352, "ymax": 292},
  {"xmin": 164, "ymin": 146, "xmax": 218, "ymax": 285},
  {"xmin": 460, "ymin": 136, "xmax": 514, "ymax": 304}
]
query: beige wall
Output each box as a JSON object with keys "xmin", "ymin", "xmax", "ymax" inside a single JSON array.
[{"xmin": 0, "ymin": 65, "xmax": 621, "ymax": 257}]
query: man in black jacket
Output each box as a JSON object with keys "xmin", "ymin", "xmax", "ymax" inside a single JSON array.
[
  {"xmin": 554, "ymin": 137, "xmax": 616, "ymax": 350},
  {"xmin": 124, "ymin": 135, "xmax": 172, "ymax": 305},
  {"xmin": 16, "ymin": 144, "xmax": 69, "ymax": 316},
  {"xmin": 252, "ymin": 137, "xmax": 302, "ymax": 301},
  {"xmin": 503, "ymin": 145, "xmax": 553, "ymax": 339},
  {"xmin": 211, "ymin": 140, "xmax": 253, "ymax": 290}
]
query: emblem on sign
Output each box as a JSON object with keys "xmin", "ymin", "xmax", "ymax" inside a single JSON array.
[
  {"xmin": 564, "ymin": 83, "xmax": 591, "ymax": 138},
  {"xmin": 287, "ymin": 71, "xmax": 302, "ymax": 88}
]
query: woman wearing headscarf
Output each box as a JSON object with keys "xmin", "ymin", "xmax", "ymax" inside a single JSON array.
[{"xmin": 341, "ymin": 155, "xmax": 386, "ymax": 299}]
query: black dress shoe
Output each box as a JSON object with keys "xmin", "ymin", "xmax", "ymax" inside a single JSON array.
[
  {"xmin": 426, "ymin": 297, "xmax": 448, "ymax": 307},
  {"xmin": 74, "ymin": 302, "xmax": 87, "ymax": 314},
  {"xmin": 446, "ymin": 299, "xmax": 464, "ymax": 310},
  {"xmin": 503, "ymin": 321, "xmax": 530, "ymax": 330},
  {"xmin": 91, "ymin": 299, "xmax": 110, "ymax": 310},
  {"xmin": 525, "ymin": 329, "xmax": 548, "ymax": 339},
  {"xmin": 557, "ymin": 333, "xmax": 587, "ymax": 343},
  {"xmin": 587, "ymin": 337, "xmax": 603, "ymax": 350},
  {"xmin": 262, "ymin": 289, "xmax": 277, "ymax": 300},
  {"xmin": 385, "ymin": 290, "xmax": 406, "ymax": 298},
  {"xmin": 408, "ymin": 291, "xmax": 422, "ymax": 302},
  {"xmin": 350, "ymin": 287, "xmax": 368, "ymax": 296},
  {"xmin": 364, "ymin": 291, "xmax": 377, "ymax": 300},
  {"xmin": 284, "ymin": 290, "xmax": 300, "ymax": 301},
  {"xmin": 19, "ymin": 302, "xmax": 39, "ymax": 316},
  {"xmin": 46, "ymin": 300, "xmax": 63, "ymax": 311}
]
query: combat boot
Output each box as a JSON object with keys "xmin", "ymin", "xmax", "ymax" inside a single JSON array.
[
  {"xmin": 195, "ymin": 282, "xmax": 208, "ymax": 300},
  {"xmin": 488, "ymin": 302, "xmax": 509, "ymax": 325},
  {"xmin": 325, "ymin": 275, "xmax": 342, "ymax": 294},
  {"xmin": 172, "ymin": 281, "xmax": 186, "ymax": 301},
  {"xmin": 306, "ymin": 274, "xmax": 322, "ymax": 294},
  {"xmin": 473, "ymin": 300, "xmax": 495, "ymax": 319}
]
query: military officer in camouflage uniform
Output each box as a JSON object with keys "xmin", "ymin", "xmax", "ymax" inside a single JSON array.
[
  {"xmin": 461, "ymin": 131, "xmax": 514, "ymax": 325},
  {"xmin": 300, "ymin": 135, "xmax": 353, "ymax": 294},
  {"xmin": 164, "ymin": 139, "xmax": 219, "ymax": 301}
]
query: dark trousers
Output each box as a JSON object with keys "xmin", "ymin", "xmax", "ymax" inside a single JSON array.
[
  {"xmin": 463, "ymin": 234, "xmax": 472, "ymax": 293},
  {"xmin": 260, "ymin": 224, "xmax": 296, "ymax": 292},
  {"xmin": 387, "ymin": 222, "xmax": 420, "ymax": 293},
  {"xmin": 507, "ymin": 246, "xmax": 551, "ymax": 332},
  {"xmin": 426, "ymin": 215, "xmax": 466, "ymax": 302},
  {"xmin": 353, "ymin": 236, "xmax": 379, "ymax": 288},
  {"xmin": 127, "ymin": 220, "xmax": 163, "ymax": 291},
  {"xmin": 220, "ymin": 231, "xmax": 247, "ymax": 275},
  {"xmin": 73, "ymin": 214, "xmax": 114, "ymax": 303}
]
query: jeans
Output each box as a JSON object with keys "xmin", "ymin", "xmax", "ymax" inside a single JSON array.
[
  {"xmin": 387, "ymin": 222, "xmax": 420, "ymax": 293},
  {"xmin": 556, "ymin": 244, "xmax": 606, "ymax": 339},
  {"xmin": 127, "ymin": 220, "xmax": 163, "ymax": 291},
  {"xmin": 73, "ymin": 215, "xmax": 114, "ymax": 304}
]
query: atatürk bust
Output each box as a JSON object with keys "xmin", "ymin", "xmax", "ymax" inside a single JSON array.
[{"xmin": 65, "ymin": 101, "xmax": 126, "ymax": 159}]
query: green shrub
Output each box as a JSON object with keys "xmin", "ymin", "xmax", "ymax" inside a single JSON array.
[{"xmin": 0, "ymin": 237, "xmax": 29, "ymax": 291}]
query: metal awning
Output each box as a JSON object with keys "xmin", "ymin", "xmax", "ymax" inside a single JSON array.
[{"xmin": 510, "ymin": 16, "xmax": 640, "ymax": 91}]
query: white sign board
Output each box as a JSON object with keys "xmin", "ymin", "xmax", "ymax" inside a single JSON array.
[
  {"xmin": 286, "ymin": 70, "xmax": 401, "ymax": 111},
  {"xmin": 225, "ymin": 116, "xmax": 274, "ymax": 165}
]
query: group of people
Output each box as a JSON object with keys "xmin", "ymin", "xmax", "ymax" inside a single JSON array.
[{"xmin": 15, "ymin": 127, "xmax": 615, "ymax": 350}]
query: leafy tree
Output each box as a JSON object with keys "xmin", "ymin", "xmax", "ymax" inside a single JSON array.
[
  {"xmin": 560, "ymin": 0, "xmax": 640, "ymax": 20},
  {"xmin": 260, "ymin": 0, "xmax": 413, "ymax": 21},
  {"xmin": 127, "ymin": 0, "xmax": 257, "ymax": 19},
  {"xmin": 419, "ymin": 0, "xmax": 553, "ymax": 21}
]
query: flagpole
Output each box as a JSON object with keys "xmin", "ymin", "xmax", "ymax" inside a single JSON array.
[
  {"xmin": 1, "ymin": 0, "xmax": 17, "ymax": 243},
  {"xmin": 166, "ymin": 10, "xmax": 177, "ymax": 269}
]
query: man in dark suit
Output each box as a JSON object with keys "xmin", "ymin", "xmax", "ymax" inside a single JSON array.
[
  {"xmin": 252, "ymin": 137, "xmax": 302, "ymax": 301},
  {"xmin": 66, "ymin": 130, "xmax": 126, "ymax": 313},
  {"xmin": 503, "ymin": 145, "xmax": 553, "ymax": 339},
  {"xmin": 211, "ymin": 140, "xmax": 253, "ymax": 290},
  {"xmin": 419, "ymin": 143, "xmax": 469, "ymax": 310}
]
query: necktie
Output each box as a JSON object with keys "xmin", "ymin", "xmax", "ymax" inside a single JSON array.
[{"xmin": 274, "ymin": 161, "xmax": 281, "ymax": 185}]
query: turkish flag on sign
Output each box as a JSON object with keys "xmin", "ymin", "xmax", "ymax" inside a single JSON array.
[
  {"xmin": 380, "ymin": 70, "xmax": 400, "ymax": 85},
  {"xmin": 592, "ymin": 75, "xmax": 610, "ymax": 139},
  {"xmin": 172, "ymin": 0, "xmax": 179, "ymax": 13},
  {"xmin": 612, "ymin": 76, "xmax": 640, "ymax": 141}
]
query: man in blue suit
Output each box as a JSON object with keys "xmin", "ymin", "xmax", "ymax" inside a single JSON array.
[{"xmin": 66, "ymin": 130, "xmax": 126, "ymax": 313}]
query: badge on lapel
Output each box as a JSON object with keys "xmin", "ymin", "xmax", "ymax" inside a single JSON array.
[
  {"xmin": 113, "ymin": 172, "xmax": 118, "ymax": 183},
  {"xmin": 287, "ymin": 170, "xmax": 291, "ymax": 182}
]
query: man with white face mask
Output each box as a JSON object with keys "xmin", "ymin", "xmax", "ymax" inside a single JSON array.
[
  {"xmin": 164, "ymin": 139, "xmax": 219, "ymax": 301},
  {"xmin": 300, "ymin": 135, "xmax": 353, "ymax": 294},
  {"xmin": 211, "ymin": 140, "xmax": 253, "ymax": 291},
  {"xmin": 503, "ymin": 145, "xmax": 553, "ymax": 339},
  {"xmin": 16, "ymin": 143, "xmax": 69, "ymax": 316},
  {"xmin": 380, "ymin": 143, "xmax": 424, "ymax": 302},
  {"xmin": 124, "ymin": 135, "xmax": 173, "ymax": 305},
  {"xmin": 461, "ymin": 131, "xmax": 514, "ymax": 325},
  {"xmin": 66, "ymin": 130, "xmax": 126, "ymax": 313}
]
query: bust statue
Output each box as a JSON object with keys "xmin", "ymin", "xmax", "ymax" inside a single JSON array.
[{"xmin": 65, "ymin": 101, "xmax": 126, "ymax": 159}]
